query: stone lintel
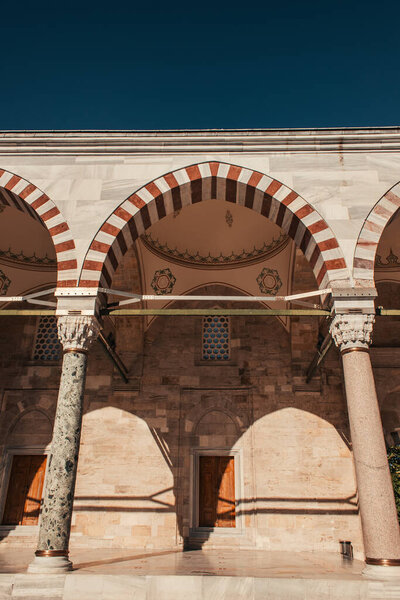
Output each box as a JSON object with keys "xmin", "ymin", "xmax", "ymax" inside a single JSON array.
[{"xmin": 55, "ymin": 294, "xmax": 100, "ymax": 317}]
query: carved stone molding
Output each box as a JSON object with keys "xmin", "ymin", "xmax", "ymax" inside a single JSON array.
[
  {"xmin": 329, "ymin": 314, "xmax": 375, "ymax": 351},
  {"xmin": 57, "ymin": 316, "xmax": 100, "ymax": 352}
]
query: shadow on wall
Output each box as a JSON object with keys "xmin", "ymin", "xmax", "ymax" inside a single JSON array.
[
  {"xmin": 0, "ymin": 285, "xmax": 354, "ymax": 551},
  {"xmin": 70, "ymin": 401, "xmax": 357, "ymax": 552},
  {"xmin": 68, "ymin": 285, "xmax": 354, "ymax": 552}
]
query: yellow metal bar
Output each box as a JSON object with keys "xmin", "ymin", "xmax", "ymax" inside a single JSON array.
[
  {"xmin": 101, "ymin": 308, "xmax": 330, "ymax": 316},
  {"xmin": 376, "ymin": 309, "xmax": 400, "ymax": 316}
]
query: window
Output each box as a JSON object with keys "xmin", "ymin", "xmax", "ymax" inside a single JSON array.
[
  {"xmin": 202, "ymin": 316, "xmax": 230, "ymax": 361},
  {"xmin": 33, "ymin": 316, "xmax": 62, "ymax": 361}
]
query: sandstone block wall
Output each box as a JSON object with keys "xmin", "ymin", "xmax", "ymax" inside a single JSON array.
[{"xmin": 0, "ymin": 252, "xmax": 366, "ymax": 558}]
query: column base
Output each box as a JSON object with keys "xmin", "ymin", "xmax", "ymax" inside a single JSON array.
[
  {"xmin": 362, "ymin": 564, "xmax": 400, "ymax": 579},
  {"xmin": 28, "ymin": 555, "xmax": 73, "ymax": 573}
]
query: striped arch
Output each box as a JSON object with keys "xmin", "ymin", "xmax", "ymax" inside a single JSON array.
[
  {"xmin": 0, "ymin": 169, "xmax": 78, "ymax": 287},
  {"xmin": 80, "ymin": 162, "xmax": 348, "ymax": 289},
  {"xmin": 354, "ymin": 182, "xmax": 400, "ymax": 283}
]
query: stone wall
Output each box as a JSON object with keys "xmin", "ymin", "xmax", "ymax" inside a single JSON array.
[{"xmin": 0, "ymin": 251, "xmax": 366, "ymax": 558}]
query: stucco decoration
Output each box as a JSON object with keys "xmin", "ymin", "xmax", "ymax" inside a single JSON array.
[
  {"xmin": 151, "ymin": 268, "xmax": 176, "ymax": 295},
  {"xmin": 256, "ymin": 267, "xmax": 282, "ymax": 295},
  {"xmin": 376, "ymin": 249, "xmax": 400, "ymax": 269},
  {"xmin": 330, "ymin": 314, "xmax": 375, "ymax": 350},
  {"xmin": 225, "ymin": 210, "xmax": 233, "ymax": 227},
  {"xmin": 0, "ymin": 269, "xmax": 11, "ymax": 295},
  {"xmin": 142, "ymin": 232, "xmax": 289, "ymax": 269}
]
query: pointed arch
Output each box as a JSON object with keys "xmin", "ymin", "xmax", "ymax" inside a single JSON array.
[
  {"xmin": 0, "ymin": 168, "xmax": 78, "ymax": 286},
  {"xmin": 80, "ymin": 162, "xmax": 348, "ymax": 290},
  {"xmin": 354, "ymin": 182, "xmax": 400, "ymax": 284}
]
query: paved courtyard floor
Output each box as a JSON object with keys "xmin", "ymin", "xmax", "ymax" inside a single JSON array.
[
  {"xmin": 0, "ymin": 547, "xmax": 363, "ymax": 577},
  {"xmin": 0, "ymin": 548, "xmax": 398, "ymax": 599}
]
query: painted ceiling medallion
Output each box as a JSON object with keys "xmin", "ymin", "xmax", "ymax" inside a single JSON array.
[
  {"xmin": 0, "ymin": 269, "xmax": 11, "ymax": 295},
  {"xmin": 151, "ymin": 268, "xmax": 176, "ymax": 295},
  {"xmin": 256, "ymin": 267, "xmax": 282, "ymax": 295}
]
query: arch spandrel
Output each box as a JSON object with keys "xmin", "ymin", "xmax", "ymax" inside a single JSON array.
[
  {"xmin": 80, "ymin": 161, "xmax": 349, "ymax": 291},
  {"xmin": 0, "ymin": 168, "xmax": 78, "ymax": 287}
]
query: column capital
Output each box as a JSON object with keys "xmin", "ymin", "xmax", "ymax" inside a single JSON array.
[
  {"xmin": 329, "ymin": 313, "xmax": 375, "ymax": 352},
  {"xmin": 57, "ymin": 315, "xmax": 100, "ymax": 352}
]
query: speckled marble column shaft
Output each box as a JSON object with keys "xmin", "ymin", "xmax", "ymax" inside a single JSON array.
[
  {"xmin": 341, "ymin": 350, "xmax": 400, "ymax": 561},
  {"xmin": 29, "ymin": 316, "xmax": 100, "ymax": 573},
  {"xmin": 37, "ymin": 349, "xmax": 87, "ymax": 554}
]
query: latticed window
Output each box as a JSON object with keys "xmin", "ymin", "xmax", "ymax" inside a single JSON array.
[
  {"xmin": 202, "ymin": 316, "xmax": 230, "ymax": 361},
  {"xmin": 33, "ymin": 316, "xmax": 62, "ymax": 361}
]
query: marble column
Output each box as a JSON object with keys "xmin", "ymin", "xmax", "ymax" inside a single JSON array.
[
  {"xmin": 330, "ymin": 313, "xmax": 400, "ymax": 576},
  {"xmin": 28, "ymin": 315, "xmax": 100, "ymax": 574}
]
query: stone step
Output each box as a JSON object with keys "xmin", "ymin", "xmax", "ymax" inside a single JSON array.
[
  {"xmin": 0, "ymin": 576, "xmax": 13, "ymax": 600},
  {"xmin": 11, "ymin": 574, "xmax": 65, "ymax": 600},
  {"xmin": 0, "ymin": 572, "xmax": 399, "ymax": 600}
]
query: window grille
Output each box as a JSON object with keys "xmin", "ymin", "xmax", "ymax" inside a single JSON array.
[
  {"xmin": 202, "ymin": 316, "xmax": 230, "ymax": 361},
  {"xmin": 33, "ymin": 316, "xmax": 62, "ymax": 361}
]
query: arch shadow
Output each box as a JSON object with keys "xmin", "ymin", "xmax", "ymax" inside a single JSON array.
[{"xmin": 74, "ymin": 283, "xmax": 353, "ymax": 552}]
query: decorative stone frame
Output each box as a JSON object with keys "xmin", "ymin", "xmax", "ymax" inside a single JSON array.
[
  {"xmin": 189, "ymin": 447, "xmax": 244, "ymax": 538},
  {"xmin": 0, "ymin": 445, "xmax": 50, "ymax": 535}
]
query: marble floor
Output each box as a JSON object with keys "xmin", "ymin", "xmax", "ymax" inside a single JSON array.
[
  {"xmin": 0, "ymin": 547, "xmax": 363, "ymax": 578},
  {"xmin": 1, "ymin": 549, "xmax": 400, "ymax": 599}
]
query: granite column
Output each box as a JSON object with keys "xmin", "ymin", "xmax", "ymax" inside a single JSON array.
[
  {"xmin": 330, "ymin": 313, "xmax": 400, "ymax": 576},
  {"xmin": 28, "ymin": 315, "xmax": 100, "ymax": 573}
]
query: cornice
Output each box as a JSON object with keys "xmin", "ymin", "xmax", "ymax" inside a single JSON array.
[{"xmin": 0, "ymin": 127, "xmax": 399, "ymax": 155}]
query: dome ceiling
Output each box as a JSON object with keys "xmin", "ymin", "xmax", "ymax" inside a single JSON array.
[
  {"xmin": 0, "ymin": 206, "xmax": 56, "ymax": 297},
  {"xmin": 375, "ymin": 209, "xmax": 400, "ymax": 283},
  {"xmin": 141, "ymin": 199, "xmax": 289, "ymax": 268},
  {"xmin": 0, "ymin": 207, "xmax": 55, "ymax": 263},
  {"xmin": 135, "ymin": 199, "xmax": 297, "ymax": 330}
]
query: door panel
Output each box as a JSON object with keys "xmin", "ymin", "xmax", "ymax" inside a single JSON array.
[
  {"xmin": 2, "ymin": 455, "xmax": 47, "ymax": 526},
  {"xmin": 23, "ymin": 456, "xmax": 47, "ymax": 525},
  {"xmin": 2, "ymin": 456, "xmax": 30, "ymax": 525},
  {"xmin": 216, "ymin": 456, "xmax": 236, "ymax": 527},
  {"xmin": 199, "ymin": 456, "xmax": 235, "ymax": 527}
]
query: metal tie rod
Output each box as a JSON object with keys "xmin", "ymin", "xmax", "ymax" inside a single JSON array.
[{"xmin": 101, "ymin": 288, "xmax": 332, "ymax": 307}]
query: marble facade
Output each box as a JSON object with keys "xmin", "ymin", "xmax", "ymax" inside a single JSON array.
[{"xmin": 0, "ymin": 129, "xmax": 400, "ymax": 578}]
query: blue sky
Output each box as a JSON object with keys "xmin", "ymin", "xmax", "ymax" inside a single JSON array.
[{"xmin": 1, "ymin": 0, "xmax": 399, "ymax": 129}]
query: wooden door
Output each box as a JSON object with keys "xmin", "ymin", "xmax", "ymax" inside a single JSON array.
[
  {"xmin": 199, "ymin": 456, "xmax": 235, "ymax": 527},
  {"xmin": 2, "ymin": 455, "xmax": 47, "ymax": 526}
]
